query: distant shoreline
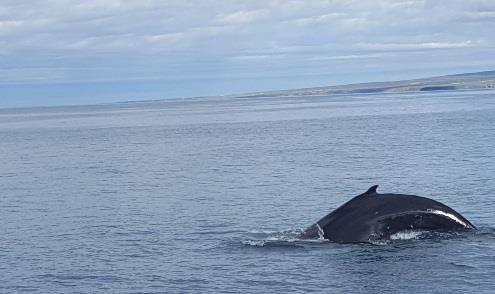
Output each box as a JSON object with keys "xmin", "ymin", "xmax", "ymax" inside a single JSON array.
[
  {"xmin": 1, "ymin": 70, "xmax": 494, "ymax": 111},
  {"xmin": 231, "ymin": 70, "xmax": 495, "ymax": 99}
]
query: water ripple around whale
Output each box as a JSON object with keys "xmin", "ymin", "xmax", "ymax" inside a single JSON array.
[{"xmin": 240, "ymin": 226, "xmax": 495, "ymax": 247}]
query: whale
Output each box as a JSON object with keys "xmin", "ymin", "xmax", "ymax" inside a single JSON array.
[{"xmin": 301, "ymin": 185, "xmax": 475, "ymax": 243}]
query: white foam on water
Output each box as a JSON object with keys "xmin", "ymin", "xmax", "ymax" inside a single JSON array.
[
  {"xmin": 370, "ymin": 239, "xmax": 390, "ymax": 246},
  {"xmin": 390, "ymin": 230, "xmax": 425, "ymax": 240},
  {"xmin": 242, "ymin": 226, "xmax": 330, "ymax": 247},
  {"xmin": 241, "ymin": 240, "xmax": 266, "ymax": 247},
  {"xmin": 247, "ymin": 229, "xmax": 279, "ymax": 234}
]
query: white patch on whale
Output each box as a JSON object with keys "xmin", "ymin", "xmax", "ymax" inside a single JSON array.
[
  {"xmin": 316, "ymin": 223, "xmax": 326, "ymax": 240},
  {"xmin": 427, "ymin": 209, "xmax": 469, "ymax": 227}
]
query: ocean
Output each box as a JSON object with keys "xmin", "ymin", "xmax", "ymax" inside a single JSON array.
[{"xmin": 1, "ymin": 90, "xmax": 495, "ymax": 293}]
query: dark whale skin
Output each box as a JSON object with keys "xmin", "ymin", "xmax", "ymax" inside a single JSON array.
[{"xmin": 301, "ymin": 185, "xmax": 475, "ymax": 243}]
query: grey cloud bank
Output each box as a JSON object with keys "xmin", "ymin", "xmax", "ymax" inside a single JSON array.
[{"xmin": 1, "ymin": 0, "xmax": 494, "ymax": 107}]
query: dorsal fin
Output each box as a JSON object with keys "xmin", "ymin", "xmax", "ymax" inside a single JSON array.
[{"xmin": 365, "ymin": 185, "xmax": 379, "ymax": 195}]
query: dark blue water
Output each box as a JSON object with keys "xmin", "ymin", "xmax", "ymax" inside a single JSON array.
[{"xmin": 1, "ymin": 90, "xmax": 495, "ymax": 293}]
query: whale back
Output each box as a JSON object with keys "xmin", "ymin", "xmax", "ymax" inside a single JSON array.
[{"xmin": 304, "ymin": 186, "xmax": 474, "ymax": 243}]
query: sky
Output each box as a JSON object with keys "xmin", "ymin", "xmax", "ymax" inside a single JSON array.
[{"xmin": 1, "ymin": 0, "xmax": 495, "ymax": 108}]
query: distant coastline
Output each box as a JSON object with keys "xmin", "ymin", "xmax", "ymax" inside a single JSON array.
[
  {"xmin": 232, "ymin": 70, "xmax": 495, "ymax": 99},
  {"xmin": 2, "ymin": 70, "xmax": 495, "ymax": 110}
]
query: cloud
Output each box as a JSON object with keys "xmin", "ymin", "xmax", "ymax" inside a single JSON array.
[
  {"xmin": 308, "ymin": 53, "xmax": 390, "ymax": 61},
  {"xmin": 0, "ymin": 20, "xmax": 24, "ymax": 35},
  {"xmin": 356, "ymin": 41, "xmax": 475, "ymax": 51},
  {"xmin": 228, "ymin": 53, "xmax": 287, "ymax": 62},
  {"xmin": 1, "ymin": 1, "xmax": 491, "ymax": 55},
  {"xmin": 217, "ymin": 9, "xmax": 269, "ymax": 25}
]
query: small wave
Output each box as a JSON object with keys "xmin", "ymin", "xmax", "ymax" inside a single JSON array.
[
  {"xmin": 449, "ymin": 262, "xmax": 477, "ymax": 269},
  {"xmin": 473, "ymin": 226, "xmax": 495, "ymax": 238}
]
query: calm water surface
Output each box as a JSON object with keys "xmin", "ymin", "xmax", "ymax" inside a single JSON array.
[{"xmin": 1, "ymin": 90, "xmax": 495, "ymax": 293}]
